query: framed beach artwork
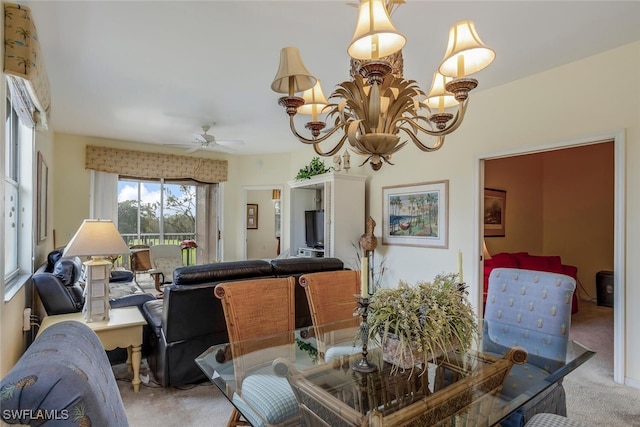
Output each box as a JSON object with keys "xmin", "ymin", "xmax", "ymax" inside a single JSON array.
[
  {"xmin": 484, "ymin": 188, "xmax": 506, "ymax": 237},
  {"xmin": 382, "ymin": 180, "xmax": 449, "ymax": 248}
]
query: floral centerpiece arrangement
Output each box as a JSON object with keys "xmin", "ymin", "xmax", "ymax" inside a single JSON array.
[{"xmin": 367, "ymin": 273, "xmax": 478, "ymax": 372}]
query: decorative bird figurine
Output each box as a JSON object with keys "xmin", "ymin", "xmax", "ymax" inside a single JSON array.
[{"xmin": 359, "ymin": 216, "xmax": 378, "ymax": 253}]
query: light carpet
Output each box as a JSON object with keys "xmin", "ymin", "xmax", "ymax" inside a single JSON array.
[{"xmin": 563, "ymin": 300, "xmax": 640, "ymax": 426}]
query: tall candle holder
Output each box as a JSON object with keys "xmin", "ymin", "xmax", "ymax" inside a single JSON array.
[{"xmin": 352, "ymin": 296, "xmax": 377, "ymax": 373}]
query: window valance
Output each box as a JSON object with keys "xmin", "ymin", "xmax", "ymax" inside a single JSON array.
[
  {"xmin": 4, "ymin": 3, "xmax": 51, "ymax": 128},
  {"xmin": 86, "ymin": 146, "xmax": 228, "ymax": 183}
]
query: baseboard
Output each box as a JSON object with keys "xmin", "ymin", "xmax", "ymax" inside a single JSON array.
[{"xmin": 624, "ymin": 376, "xmax": 640, "ymax": 390}]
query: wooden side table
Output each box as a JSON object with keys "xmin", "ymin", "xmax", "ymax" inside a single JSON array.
[{"xmin": 38, "ymin": 307, "xmax": 147, "ymax": 392}]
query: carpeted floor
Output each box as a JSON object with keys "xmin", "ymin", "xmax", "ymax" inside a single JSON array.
[
  {"xmin": 564, "ymin": 300, "xmax": 640, "ymax": 426},
  {"xmin": 115, "ymin": 284, "xmax": 639, "ymax": 426}
]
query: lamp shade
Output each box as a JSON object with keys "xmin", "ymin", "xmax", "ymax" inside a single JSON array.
[
  {"xmin": 272, "ymin": 189, "xmax": 281, "ymax": 201},
  {"xmin": 297, "ymin": 80, "xmax": 329, "ymax": 120},
  {"xmin": 425, "ymin": 72, "xmax": 458, "ymax": 111},
  {"xmin": 347, "ymin": 0, "xmax": 406, "ymax": 60},
  {"xmin": 63, "ymin": 219, "xmax": 130, "ymax": 258},
  {"xmin": 271, "ymin": 47, "xmax": 317, "ymax": 95},
  {"xmin": 438, "ymin": 20, "xmax": 495, "ymax": 78}
]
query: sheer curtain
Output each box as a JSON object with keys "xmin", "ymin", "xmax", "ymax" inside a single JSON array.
[
  {"xmin": 195, "ymin": 183, "xmax": 219, "ymax": 263},
  {"xmin": 89, "ymin": 171, "xmax": 119, "ymax": 223}
]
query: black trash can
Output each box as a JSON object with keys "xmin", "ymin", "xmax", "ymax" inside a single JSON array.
[{"xmin": 596, "ymin": 271, "xmax": 614, "ymax": 307}]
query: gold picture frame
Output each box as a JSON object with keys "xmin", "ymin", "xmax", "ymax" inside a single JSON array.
[{"xmin": 246, "ymin": 204, "xmax": 258, "ymax": 229}]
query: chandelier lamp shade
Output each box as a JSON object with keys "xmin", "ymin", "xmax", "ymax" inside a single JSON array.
[{"xmin": 271, "ymin": 0, "xmax": 495, "ymax": 170}]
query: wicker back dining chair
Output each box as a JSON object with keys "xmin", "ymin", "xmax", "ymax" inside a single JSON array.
[
  {"xmin": 299, "ymin": 270, "xmax": 362, "ymax": 361},
  {"xmin": 214, "ymin": 277, "xmax": 300, "ymax": 427},
  {"xmin": 483, "ymin": 267, "xmax": 576, "ymax": 427}
]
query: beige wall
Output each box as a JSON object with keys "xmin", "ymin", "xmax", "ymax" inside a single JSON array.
[
  {"xmin": 542, "ymin": 143, "xmax": 615, "ymax": 295},
  {"xmin": 3, "ymin": 41, "xmax": 639, "ymax": 385},
  {"xmin": 246, "ymin": 189, "xmax": 279, "ymax": 260},
  {"xmin": 485, "ymin": 154, "xmax": 544, "ymax": 254}
]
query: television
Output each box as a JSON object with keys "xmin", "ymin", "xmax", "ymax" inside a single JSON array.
[{"xmin": 304, "ymin": 210, "xmax": 325, "ymax": 249}]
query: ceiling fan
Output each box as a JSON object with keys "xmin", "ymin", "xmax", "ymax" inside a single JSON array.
[{"xmin": 167, "ymin": 124, "xmax": 244, "ymax": 154}]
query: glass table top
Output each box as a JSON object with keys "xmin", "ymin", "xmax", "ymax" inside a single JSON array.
[{"xmin": 196, "ymin": 321, "xmax": 595, "ymax": 426}]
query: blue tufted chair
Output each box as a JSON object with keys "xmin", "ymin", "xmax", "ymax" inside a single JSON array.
[{"xmin": 483, "ymin": 267, "xmax": 576, "ymax": 427}]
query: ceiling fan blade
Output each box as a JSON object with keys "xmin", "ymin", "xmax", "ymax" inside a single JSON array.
[
  {"xmin": 215, "ymin": 139, "xmax": 244, "ymax": 146},
  {"xmin": 203, "ymin": 143, "xmax": 235, "ymax": 153},
  {"xmin": 185, "ymin": 145, "xmax": 202, "ymax": 154}
]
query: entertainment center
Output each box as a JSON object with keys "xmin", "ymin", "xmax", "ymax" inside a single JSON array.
[{"xmin": 288, "ymin": 172, "xmax": 366, "ymax": 263}]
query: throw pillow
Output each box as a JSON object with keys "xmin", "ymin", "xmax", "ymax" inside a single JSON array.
[{"xmin": 53, "ymin": 260, "xmax": 76, "ymax": 286}]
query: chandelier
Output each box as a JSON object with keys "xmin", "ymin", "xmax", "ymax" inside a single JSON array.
[{"xmin": 271, "ymin": 0, "xmax": 495, "ymax": 170}]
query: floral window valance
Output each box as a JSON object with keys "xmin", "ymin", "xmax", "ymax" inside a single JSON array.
[
  {"xmin": 86, "ymin": 146, "xmax": 227, "ymax": 183},
  {"xmin": 4, "ymin": 3, "xmax": 51, "ymax": 128}
]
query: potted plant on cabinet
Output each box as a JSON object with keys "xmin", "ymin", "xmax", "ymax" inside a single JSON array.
[{"xmin": 367, "ymin": 272, "xmax": 478, "ymax": 373}]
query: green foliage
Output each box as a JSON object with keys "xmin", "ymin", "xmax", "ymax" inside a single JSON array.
[
  {"xmin": 295, "ymin": 338, "xmax": 318, "ymax": 364},
  {"xmin": 295, "ymin": 157, "xmax": 332, "ymax": 180},
  {"xmin": 117, "ymin": 185, "xmax": 195, "ymax": 235},
  {"xmin": 366, "ymin": 272, "xmax": 478, "ymax": 373}
]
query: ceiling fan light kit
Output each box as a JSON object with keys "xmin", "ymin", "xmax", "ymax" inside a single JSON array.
[{"xmin": 271, "ymin": 0, "xmax": 495, "ymax": 170}]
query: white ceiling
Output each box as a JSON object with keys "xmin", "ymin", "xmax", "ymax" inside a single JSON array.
[{"xmin": 28, "ymin": 1, "xmax": 640, "ymax": 156}]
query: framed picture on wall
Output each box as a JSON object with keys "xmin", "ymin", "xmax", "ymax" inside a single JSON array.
[
  {"xmin": 246, "ymin": 204, "xmax": 258, "ymax": 229},
  {"xmin": 382, "ymin": 180, "xmax": 449, "ymax": 248},
  {"xmin": 484, "ymin": 188, "xmax": 506, "ymax": 237},
  {"xmin": 37, "ymin": 151, "xmax": 48, "ymax": 243}
]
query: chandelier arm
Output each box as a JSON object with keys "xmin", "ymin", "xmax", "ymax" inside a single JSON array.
[
  {"xmin": 287, "ymin": 115, "xmax": 346, "ymax": 145},
  {"xmin": 395, "ymin": 99, "xmax": 469, "ymax": 137},
  {"xmin": 399, "ymin": 127, "xmax": 445, "ymax": 152},
  {"xmin": 311, "ymin": 134, "xmax": 349, "ymax": 157}
]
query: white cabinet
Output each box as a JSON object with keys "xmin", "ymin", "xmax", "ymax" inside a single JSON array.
[{"xmin": 288, "ymin": 172, "xmax": 366, "ymax": 264}]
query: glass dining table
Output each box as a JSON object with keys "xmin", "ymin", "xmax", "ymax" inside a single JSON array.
[{"xmin": 195, "ymin": 320, "xmax": 595, "ymax": 426}]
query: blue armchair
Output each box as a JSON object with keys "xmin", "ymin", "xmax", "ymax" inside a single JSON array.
[{"xmin": 483, "ymin": 267, "xmax": 576, "ymax": 427}]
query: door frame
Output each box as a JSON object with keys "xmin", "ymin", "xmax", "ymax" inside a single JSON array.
[{"xmin": 473, "ymin": 130, "xmax": 626, "ymax": 383}]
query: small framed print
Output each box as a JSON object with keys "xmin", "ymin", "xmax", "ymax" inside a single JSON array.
[
  {"xmin": 247, "ymin": 204, "xmax": 258, "ymax": 229},
  {"xmin": 484, "ymin": 188, "xmax": 506, "ymax": 237}
]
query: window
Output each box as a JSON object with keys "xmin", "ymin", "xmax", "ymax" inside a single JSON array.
[
  {"xmin": 4, "ymin": 96, "xmax": 20, "ymax": 280},
  {"xmin": 3, "ymin": 84, "xmax": 34, "ymax": 296},
  {"xmin": 117, "ymin": 178, "xmax": 196, "ymax": 246}
]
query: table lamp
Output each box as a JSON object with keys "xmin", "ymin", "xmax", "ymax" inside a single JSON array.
[{"xmin": 63, "ymin": 219, "xmax": 130, "ymax": 322}]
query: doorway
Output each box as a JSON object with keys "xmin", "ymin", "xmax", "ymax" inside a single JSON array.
[
  {"xmin": 242, "ymin": 185, "xmax": 284, "ymax": 260},
  {"xmin": 475, "ymin": 131, "xmax": 626, "ymax": 383}
]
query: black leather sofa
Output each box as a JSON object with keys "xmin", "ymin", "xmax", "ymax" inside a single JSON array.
[
  {"xmin": 32, "ymin": 249, "xmax": 156, "ymax": 364},
  {"xmin": 32, "ymin": 248, "xmax": 154, "ymax": 316},
  {"xmin": 142, "ymin": 257, "xmax": 345, "ymax": 387}
]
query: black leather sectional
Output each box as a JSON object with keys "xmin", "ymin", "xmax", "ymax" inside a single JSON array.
[{"xmin": 141, "ymin": 257, "xmax": 345, "ymax": 387}]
